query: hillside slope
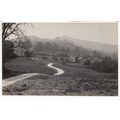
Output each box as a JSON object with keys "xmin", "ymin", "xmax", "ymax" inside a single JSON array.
[{"xmin": 27, "ymin": 35, "xmax": 117, "ymax": 54}]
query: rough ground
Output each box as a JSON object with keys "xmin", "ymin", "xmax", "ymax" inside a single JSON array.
[{"xmin": 3, "ymin": 74, "xmax": 118, "ymax": 96}]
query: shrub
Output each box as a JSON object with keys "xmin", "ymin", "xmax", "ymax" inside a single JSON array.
[
  {"xmin": 53, "ymin": 56, "xmax": 58, "ymax": 61},
  {"xmin": 24, "ymin": 50, "xmax": 33, "ymax": 58},
  {"xmin": 91, "ymin": 57, "xmax": 118, "ymax": 73},
  {"xmin": 42, "ymin": 56, "xmax": 48, "ymax": 60},
  {"xmin": 84, "ymin": 59, "xmax": 91, "ymax": 67}
]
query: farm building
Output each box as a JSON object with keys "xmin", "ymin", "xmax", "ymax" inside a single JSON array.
[{"xmin": 14, "ymin": 47, "xmax": 25, "ymax": 56}]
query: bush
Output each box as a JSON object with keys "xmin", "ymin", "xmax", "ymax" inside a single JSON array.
[
  {"xmin": 91, "ymin": 61, "xmax": 102, "ymax": 72},
  {"xmin": 84, "ymin": 59, "xmax": 91, "ymax": 67},
  {"xmin": 42, "ymin": 56, "xmax": 48, "ymax": 60},
  {"xmin": 53, "ymin": 56, "xmax": 58, "ymax": 61},
  {"xmin": 101, "ymin": 57, "xmax": 118, "ymax": 73},
  {"xmin": 91, "ymin": 57, "xmax": 118, "ymax": 73},
  {"xmin": 24, "ymin": 50, "xmax": 33, "ymax": 58},
  {"xmin": 3, "ymin": 40, "xmax": 16, "ymax": 63}
]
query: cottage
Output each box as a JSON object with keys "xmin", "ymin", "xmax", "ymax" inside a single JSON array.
[
  {"xmin": 14, "ymin": 47, "xmax": 25, "ymax": 56},
  {"xmin": 91, "ymin": 57, "xmax": 102, "ymax": 63},
  {"xmin": 68, "ymin": 56, "xmax": 76, "ymax": 62}
]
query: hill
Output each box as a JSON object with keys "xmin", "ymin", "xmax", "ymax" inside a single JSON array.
[
  {"xmin": 55, "ymin": 36, "xmax": 118, "ymax": 54},
  {"xmin": 27, "ymin": 35, "xmax": 117, "ymax": 54}
]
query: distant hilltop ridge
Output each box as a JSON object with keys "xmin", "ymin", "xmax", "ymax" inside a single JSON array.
[{"xmin": 27, "ymin": 35, "xmax": 118, "ymax": 54}]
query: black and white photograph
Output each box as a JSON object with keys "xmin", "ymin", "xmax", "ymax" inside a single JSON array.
[
  {"xmin": 2, "ymin": 23, "xmax": 118, "ymax": 95},
  {"xmin": 1, "ymin": 1, "xmax": 120, "ymax": 120}
]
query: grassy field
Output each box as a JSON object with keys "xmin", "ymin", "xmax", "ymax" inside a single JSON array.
[
  {"xmin": 3, "ymin": 55, "xmax": 118, "ymax": 96},
  {"xmin": 4, "ymin": 57, "xmax": 55, "ymax": 76}
]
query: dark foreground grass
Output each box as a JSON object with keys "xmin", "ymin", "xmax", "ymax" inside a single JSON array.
[
  {"xmin": 3, "ymin": 74, "xmax": 118, "ymax": 95},
  {"xmin": 3, "ymin": 68, "xmax": 26, "ymax": 79}
]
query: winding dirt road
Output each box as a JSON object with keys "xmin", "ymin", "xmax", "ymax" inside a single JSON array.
[
  {"xmin": 47, "ymin": 63, "xmax": 65, "ymax": 75},
  {"xmin": 31, "ymin": 57, "xmax": 65, "ymax": 76},
  {"xmin": 2, "ymin": 73, "xmax": 40, "ymax": 87},
  {"xmin": 3, "ymin": 62, "xmax": 65, "ymax": 87}
]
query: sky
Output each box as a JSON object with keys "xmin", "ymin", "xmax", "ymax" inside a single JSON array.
[{"xmin": 23, "ymin": 23, "xmax": 118, "ymax": 45}]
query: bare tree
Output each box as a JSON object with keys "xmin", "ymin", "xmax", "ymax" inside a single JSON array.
[
  {"xmin": 2, "ymin": 23, "xmax": 26, "ymax": 68},
  {"xmin": 2, "ymin": 23, "xmax": 24, "ymax": 41},
  {"xmin": 2, "ymin": 23, "xmax": 33, "ymax": 48}
]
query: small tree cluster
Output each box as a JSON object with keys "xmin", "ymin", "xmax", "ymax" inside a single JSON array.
[{"xmin": 84, "ymin": 56, "xmax": 118, "ymax": 73}]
